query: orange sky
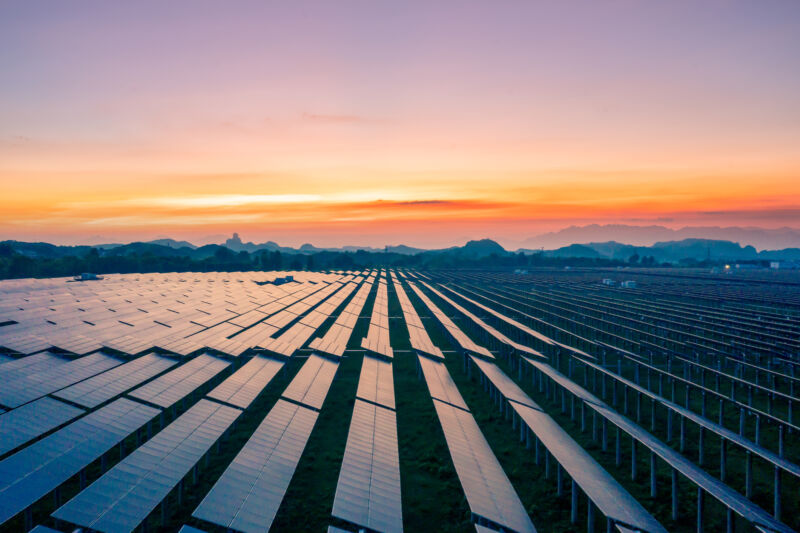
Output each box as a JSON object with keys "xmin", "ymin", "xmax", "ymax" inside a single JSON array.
[{"xmin": 2, "ymin": 2, "xmax": 799, "ymax": 248}]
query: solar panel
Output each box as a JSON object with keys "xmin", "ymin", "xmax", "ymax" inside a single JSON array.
[
  {"xmin": 424, "ymin": 280, "xmax": 544, "ymax": 359},
  {"xmin": 29, "ymin": 526, "xmax": 62, "ymax": 533},
  {"xmin": 0, "ymin": 352, "xmax": 71, "ymax": 389},
  {"xmin": 53, "ymin": 399, "xmax": 241, "ymax": 533},
  {"xmin": 53, "ymin": 352, "xmax": 178, "ymax": 408},
  {"xmin": 356, "ymin": 355, "xmax": 395, "ymax": 410},
  {"xmin": 207, "ymin": 355, "xmax": 284, "ymax": 409},
  {"xmin": 418, "ymin": 356, "xmax": 469, "ymax": 412},
  {"xmin": 361, "ymin": 280, "xmax": 393, "ymax": 359},
  {"xmin": 469, "ymin": 356, "xmax": 537, "ymax": 409},
  {"xmin": 0, "ymin": 398, "xmax": 159, "ymax": 526},
  {"xmin": 281, "ymin": 354, "xmax": 339, "ymax": 410},
  {"xmin": 0, "ymin": 396, "xmax": 84, "ymax": 456},
  {"xmin": 432, "ymin": 399, "xmax": 536, "ymax": 533},
  {"xmin": 407, "ymin": 281, "xmax": 493, "ymax": 359},
  {"xmin": 128, "ymin": 353, "xmax": 230, "ymax": 408},
  {"xmin": 391, "ymin": 277, "xmax": 444, "ymax": 359},
  {"xmin": 332, "ymin": 399, "xmax": 403, "ymax": 533},
  {"xmin": 510, "ymin": 401, "xmax": 667, "ymax": 533},
  {"xmin": 309, "ymin": 277, "xmax": 374, "ymax": 358},
  {"xmin": 178, "ymin": 525, "xmax": 207, "ymax": 533},
  {"xmin": 0, "ymin": 352, "xmax": 123, "ymax": 408},
  {"xmin": 192, "ymin": 399, "xmax": 318, "ymax": 533}
]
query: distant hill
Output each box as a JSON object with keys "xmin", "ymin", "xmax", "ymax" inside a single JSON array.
[
  {"xmin": 522, "ymin": 224, "xmax": 800, "ymax": 251},
  {"xmin": 94, "ymin": 238, "xmax": 196, "ymax": 250},
  {"xmin": 426, "ymin": 239, "xmax": 508, "ymax": 259},
  {"xmin": 3, "ymin": 233, "xmax": 800, "ymax": 266},
  {"xmin": 524, "ymin": 238, "xmax": 800, "ymax": 263},
  {"xmin": 386, "ymin": 244, "xmax": 426, "ymax": 255},
  {"xmin": 0, "ymin": 240, "xmax": 93, "ymax": 258},
  {"xmin": 102, "ymin": 242, "xmax": 196, "ymax": 257},
  {"xmin": 543, "ymin": 243, "xmax": 603, "ymax": 259}
]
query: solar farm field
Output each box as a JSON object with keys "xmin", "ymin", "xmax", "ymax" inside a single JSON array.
[{"xmin": 0, "ymin": 268, "xmax": 798, "ymax": 533}]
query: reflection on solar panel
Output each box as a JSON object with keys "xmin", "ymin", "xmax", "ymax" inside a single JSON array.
[
  {"xmin": 356, "ymin": 355, "xmax": 396, "ymax": 410},
  {"xmin": 432, "ymin": 399, "xmax": 536, "ymax": 533},
  {"xmin": 128, "ymin": 353, "xmax": 230, "ymax": 408},
  {"xmin": 281, "ymin": 353, "xmax": 339, "ymax": 410},
  {"xmin": 0, "ymin": 352, "xmax": 123, "ymax": 408},
  {"xmin": 310, "ymin": 274, "xmax": 375, "ymax": 357},
  {"xmin": 391, "ymin": 275, "xmax": 443, "ymax": 359},
  {"xmin": 440, "ymin": 284, "xmax": 557, "ymax": 348},
  {"xmin": 418, "ymin": 356, "xmax": 469, "ymax": 412},
  {"xmin": 0, "ymin": 398, "xmax": 159, "ymax": 526},
  {"xmin": 0, "ymin": 396, "xmax": 84, "ymax": 456},
  {"xmin": 192, "ymin": 399, "xmax": 318, "ymax": 533},
  {"xmin": 361, "ymin": 278, "xmax": 393, "ymax": 359},
  {"xmin": 419, "ymin": 281, "xmax": 544, "ymax": 359},
  {"xmin": 407, "ymin": 281, "xmax": 493, "ymax": 359},
  {"xmin": 0, "ymin": 352, "xmax": 70, "ymax": 383},
  {"xmin": 0, "ymin": 271, "xmax": 349, "ymax": 357},
  {"xmin": 207, "ymin": 355, "xmax": 284, "ymax": 409},
  {"xmin": 259, "ymin": 281, "xmax": 356, "ymax": 358},
  {"xmin": 332, "ymin": 399, "xmax": 403, "ymax": 533},
  {"xmin": 54, "ymin": 352, "xmax": 178, "ymax": 408},
  {"xmin": 53, "ymin": 399, "xmax": 240, "ymax": 533}
]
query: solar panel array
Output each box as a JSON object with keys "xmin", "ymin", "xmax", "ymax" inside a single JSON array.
[
  {"xmin": 407, "ymin": 280, "xmax": 493, "ymax": 359},
  {"xmin": 0, "ymin": 398, "xmax": 159, "ymax": 525},
  {"xmin": 0, "ymin": 271, "xmax": 350, "ymax": 358},
  {"xmin": 206, "ymin": 355, "xmax": 284, "ymax": 409},
  {"xmin": 0, "ymin": 397, "xmax": 84, "ymax": 456},
  {"xmin": 361, "ymin": 276, "xmax": 393, "ymax": 359},
  {"xmin": 309, "ymin": 273, "xmax": 376, "ymax": 357},
  {"xmin": 391, "ymin": 274, "xmax": 444, "ymax": 359},
  {"xmin": 0, "ymin": 352, "xmax": 123, "ymax": 408},
  {"xmin": 1, "ymin": 267, "xmax": 799, "ymax": 533},
  {"xmin": 192, "ymin": 399, "xmax": 319, "ymax": 533},
  {"xmin": 281, "ymin": 353, "xmax": 339, "ymax": 410},
  {"xmin": 53, "ymin": 399, "xmax": 240, "ymax": 533},
  {"xmin": 433, "ymin": 399, "xmax": 537, "ymax": 533},
  {"xmin": 332, "ymin": 399, "xmax": 402, "ymax": 533},
  {"xmin": 128, "ymin": 353, "xmax": 230, "ymax": 408},
  {"xmin": 53, "ymin": 352, "xmax": 178, "ymax": 408}
]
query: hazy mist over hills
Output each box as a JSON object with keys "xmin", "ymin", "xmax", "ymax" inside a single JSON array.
[{"xmin": 520, "ymin": 225, "xmax": 800, "ymax": 251}]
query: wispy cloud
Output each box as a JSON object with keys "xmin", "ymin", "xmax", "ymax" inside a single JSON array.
[{"xmin": 301, "ymin": 112, "xmax": 381, "ymax": 124}]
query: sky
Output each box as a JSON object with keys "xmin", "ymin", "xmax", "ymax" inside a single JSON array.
[{"xmin": 1, "ymin": 1, "xmax": 799, "ymax": 248}]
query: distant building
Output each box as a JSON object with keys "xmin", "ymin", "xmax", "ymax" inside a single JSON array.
[{"xmin": 770, "ymin": 261, "xmax": 800, "ymax": 270}]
